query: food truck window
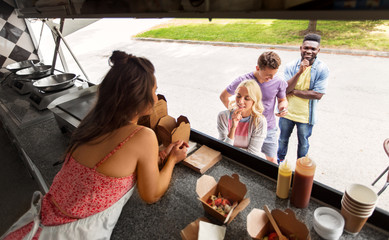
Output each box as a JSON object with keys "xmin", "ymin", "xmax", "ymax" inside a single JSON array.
[{"xmin": 27, "ymin": 15, "xmax": 389, "ymax": 214}]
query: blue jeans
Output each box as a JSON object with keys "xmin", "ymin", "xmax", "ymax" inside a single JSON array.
[{"xmin": 277, "ymin": 117, "xmax": 313, "ymax": 160}]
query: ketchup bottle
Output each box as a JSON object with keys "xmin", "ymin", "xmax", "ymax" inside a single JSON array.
[{"xmin": 290, "ymin": 156, "xmax": 316, "ymax": 208}]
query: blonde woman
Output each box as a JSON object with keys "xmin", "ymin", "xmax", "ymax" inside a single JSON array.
[{"xmin": 217, "ymin": 79, "xmax": 267, "ymax": 156}]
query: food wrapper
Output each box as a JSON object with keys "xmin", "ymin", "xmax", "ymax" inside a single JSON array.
[{"xmin": 182, "ymin": 145, "xmax": 222, "ymax": 174}]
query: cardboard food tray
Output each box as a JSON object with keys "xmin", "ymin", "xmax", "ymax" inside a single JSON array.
[
  {"xmin": 196, "ymin": 174, "xmax": 250, "ymax": 224},
  {"xmin": 157, "ymin": 115, "xmax": 190, "ymax": 146},
  {"xmin": 137, "ymin": 94, "xmax": 190, "ymax": 146},
  {"xmin": 247, "ymin": 208, "xmax": 311, "ymax": 240},
  {"xmin": 137, "ymin": 94, "xmax": 167, "ymax": 130},
  {"xmin": 182, "ymin": 145, "xmax": 222, "ymax": 174},
  {"xmin": 180, "ymin": 217, "xmax": 210, "ymax": 240}
]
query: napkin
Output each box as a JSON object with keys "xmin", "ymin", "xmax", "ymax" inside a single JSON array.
[{"xmin": 198, "ymin": 221, "xmax": 226, "ymax": 240}]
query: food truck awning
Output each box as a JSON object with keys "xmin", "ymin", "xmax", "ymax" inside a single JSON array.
[{"xmin": 11, "ymin": 0, "xmax": 389, "ymax": 20}]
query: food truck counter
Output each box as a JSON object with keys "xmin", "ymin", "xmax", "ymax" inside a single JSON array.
[{"xmin": 0, "ymin": 82, "xmax": 388, "ymax": 240}]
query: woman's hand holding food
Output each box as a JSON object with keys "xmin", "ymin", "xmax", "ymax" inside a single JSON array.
[
  {"xmin": 227, "ymin": 109, "xmax": 243, "ymax": 140},
  {"xmin": 168, "ymin": 140, "xmax": 189, "ymax": 164},
  {"xmin": 159, "ymin": 142, "xmax": 174, "ymax": 165},
  {"xmin": 231, "ymin": 109, "xmax": 243, "ymax": 128}
]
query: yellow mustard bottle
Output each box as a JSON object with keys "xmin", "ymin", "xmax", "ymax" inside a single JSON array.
[{"xmin": 276, "ymin": 160, "xmax": 292, "ymax": 199}]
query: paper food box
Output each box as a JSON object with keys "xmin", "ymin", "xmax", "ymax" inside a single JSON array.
[
  {"xmin": 157, "ymin": 115, "xmax": 190, "ymax": 146},
  {"xmin": 137, "ymin": 94, "xmax": 167, "ymax": 130},
  {"xmin": 196, "ymin": 174, "xmax": 250, "ymax": 224},
  {"xmin": 180, "ymin": 217, "xmax": 226, "ymax": 240},
  {"xmin": 247, "ymin": 208, "xmax": 310, "ymax": 240},
  {"xmin": 180, "ymin": 217, "xmax": 209, "ymax": 240},
  {"xmin": 137, "ymin": 94, "xmax": 190, "ymax": 146},
  {"xmin": 182, "ymin": 145, "xmax": 222, "ymax": 174}
]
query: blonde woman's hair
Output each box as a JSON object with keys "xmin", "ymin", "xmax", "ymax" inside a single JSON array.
[{"xmin": 229, "ymin": 79, "xmax": 264, "ymax": 128}]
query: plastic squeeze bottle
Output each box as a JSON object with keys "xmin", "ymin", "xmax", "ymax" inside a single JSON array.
[
  {"xmin": 276, "ymin": 160, "xmax": 292, "ymax": 199},
  {"xmin": 290, "ymin": 156, "xmax": 316, "ymax": 208}
]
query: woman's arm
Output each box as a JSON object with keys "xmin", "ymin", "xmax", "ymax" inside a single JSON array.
[
  {"xmin": 217, "ymin": 111, "xmax": 234, "ymax": 145},
  {"xmin": 136, "ymin": 128, "xmax": 188, "ymax": 203},
  {"xmin": 246, "ymin": 117, "xmax": 267, "ymax": 156}
]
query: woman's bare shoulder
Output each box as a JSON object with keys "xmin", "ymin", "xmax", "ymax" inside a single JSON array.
[
  {"xmin": 125, "ymin": 126, "xmax": 158, "ymax": 162},
  {"xmin": 135, "ymin": 126, "xmax": 156, "ymax": 138},
  {"xmin": 103, "ymin": 125, "xmax": 158, "ymax": 164},
  {"xmin": 117, "ymin": 125, "xmax": 157, "ymax": 146}
]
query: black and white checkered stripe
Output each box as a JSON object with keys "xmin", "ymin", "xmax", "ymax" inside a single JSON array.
[{"xmin": 0, "ymin": 1, "xmax": 39, "ymax": 68}]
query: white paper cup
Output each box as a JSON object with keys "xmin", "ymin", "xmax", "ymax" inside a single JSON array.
[{"xmin": 345, "ymin": 184, "xmax": 378, "ymax": 206}]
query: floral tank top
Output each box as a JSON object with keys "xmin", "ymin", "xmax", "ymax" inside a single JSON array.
[{"xmin": 4, "ymin": 127, "xmax": 141, "ymax": 239}]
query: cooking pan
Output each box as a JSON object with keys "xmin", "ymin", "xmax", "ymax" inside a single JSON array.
[
  {"xmin": 15, "ymin": 65, "xmax": 52, "ymax": 79},
  {"xmin": 32, "ymin": 73, "xmax": 78, "ymax": 92},
  {"xmin": 5, "ymin": 60, "xmax": 40, "ymax": 72}
]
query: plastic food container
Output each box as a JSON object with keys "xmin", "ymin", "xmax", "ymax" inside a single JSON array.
[{"xmin": 313, "ymin": 207, "xmax": 344, "ymax": 240}]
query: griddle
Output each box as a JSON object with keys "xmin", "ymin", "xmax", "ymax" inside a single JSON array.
[{"xmin": 56, "ymin": 92, "xmax": 96, "ymax": 121}]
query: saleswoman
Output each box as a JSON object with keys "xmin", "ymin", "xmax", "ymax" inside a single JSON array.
[
  {"xmin": 2, "ymin": 51, "xmax": 188, "ymax": 239},
  {"xmin": 217, "ymin": 79, "xmax": 267, "ymax": 156}
]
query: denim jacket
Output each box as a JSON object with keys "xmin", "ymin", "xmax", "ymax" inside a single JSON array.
[{"xmin": 284, "ymin": 57, "xmax": 329, "ymax": 125}]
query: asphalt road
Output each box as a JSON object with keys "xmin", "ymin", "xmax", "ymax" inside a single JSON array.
[{"xmin": 33, "ymin": 18, "xmax": 389, "ymax": 212}]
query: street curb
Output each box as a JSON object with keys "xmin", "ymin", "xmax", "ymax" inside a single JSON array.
[{"xmin": 134, "ymin": 37, "xmax": 389, "ymax": 58}]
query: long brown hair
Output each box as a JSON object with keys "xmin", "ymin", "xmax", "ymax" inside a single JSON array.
[{"xmin": 65, "ymin": 50, "xmax": 155, "ymax": 158}]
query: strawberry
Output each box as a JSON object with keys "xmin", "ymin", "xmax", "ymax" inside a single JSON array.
[
  {"xmin": 222, "ymin": 198, "xmax": 231, "ymax": 206},
  {"xmin": 268, "ymin": 232, "xmax": 278, "ymax": 240},
  {"xmin": 214, "ymin": 198, "xmax": 222, "ymax": 206}
]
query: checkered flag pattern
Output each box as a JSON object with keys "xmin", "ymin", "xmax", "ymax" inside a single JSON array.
[{"xmin": 0, "ymin": 1, "xmax": 39, "ymax": 69}]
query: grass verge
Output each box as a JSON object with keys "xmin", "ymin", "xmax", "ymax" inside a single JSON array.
[{"xmin": 136, "ymin": 19, "xmax": 389, "ymax": 51}]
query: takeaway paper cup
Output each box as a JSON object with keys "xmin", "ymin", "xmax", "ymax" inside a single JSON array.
[
  {"xmin": 345, "ymin": 183, "xmax": 378, "ymax": 206},
  {"xmin": 340, "ymin": 206, "xmax": 369, "ymax": 235},
  {"xmin": 340, "ymin": 183, "xmax": 378, "ymax": 235},
  {"xmin": 342, "ymin": 194, "xmax": 376, "ymax": 211},
  {"xmin": 341, "ymin": 199, "xmax": 373, "ymax": 218},
  {"xmin": 341, "ymin": 197, "xmax": 375, "ymax": 217}
]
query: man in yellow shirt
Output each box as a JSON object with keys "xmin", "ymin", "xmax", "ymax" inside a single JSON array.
[{"xmin": 277, "ymin": 34, "xmax": 329, "ymax": 164}]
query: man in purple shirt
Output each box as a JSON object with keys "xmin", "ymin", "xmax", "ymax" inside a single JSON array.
[{"xmin": 220, "ymin": 51, "xmax": 288, "ymax": 164}]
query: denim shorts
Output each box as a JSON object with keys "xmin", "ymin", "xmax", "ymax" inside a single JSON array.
[{"xmin": 261, "ymin": 127, "xmax": 278, "ymax": 158}]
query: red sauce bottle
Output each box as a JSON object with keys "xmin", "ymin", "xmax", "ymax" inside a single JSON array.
[{"xmin": 290, "ymin": 156, "xmax": 316, "ymax": 208}]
